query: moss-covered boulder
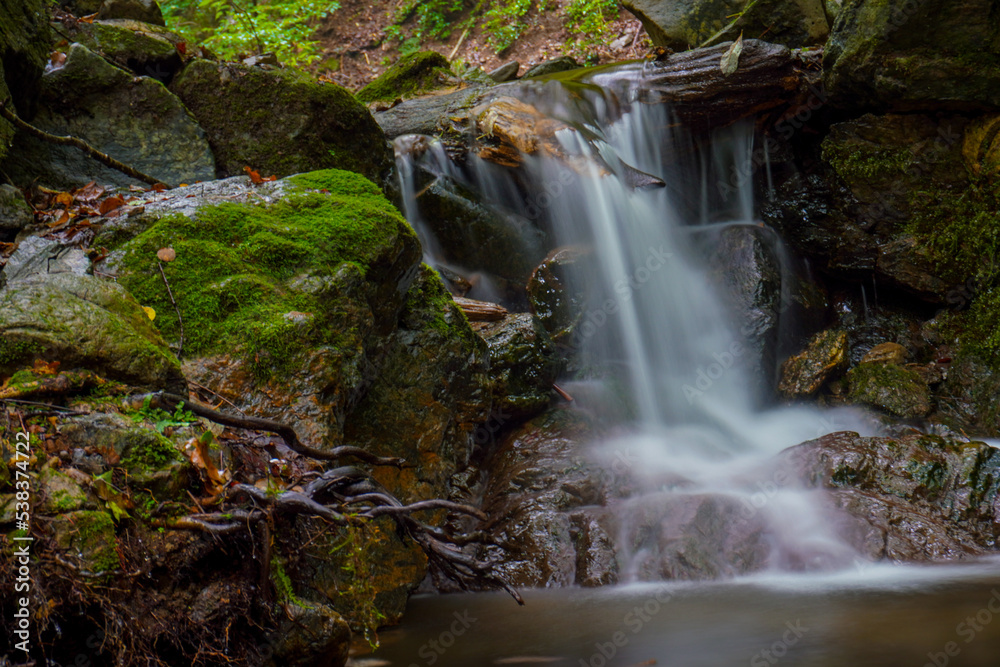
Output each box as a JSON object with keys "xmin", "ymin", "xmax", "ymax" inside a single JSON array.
[
  {"xmin": 778, "ymin": 328, "xmax": 847, "ymax": 397},
  {"xmin": 38, "ymin": 466, "xmax": 92, "ymax": 514},
  {"xmin": 98, "ymin": 0, "xmax": 166, "ymax": 25},
  {"xmin": 0, "ymin": 273, "xmax": 184, "ymax": 389},
  {"xmin": 107, "ymin": 169, "xmax": 421, "ymax": 447},
  {"xmin": 4, "ymin": 44, "xmax": 215, "ymax": 189},
  {"xmin": 171, "ymin": 59, "xmax": 394, "ymax": 185},
  {"xmin": 0, "ymin": 0, "xmax": 51, "ymax": 119},
  {"xmin": 847, "ymin": 361, "xmax": 932, "ymax": 419},
  {"xmin": 266, "ymin": 602, "xmax": 351, "ymax": 667},
  {"xmin": 527, "ymin": 246, "xmax": 594, "ymax": 345},
  {"xmin": 522, "ymin": 56, "xmax": 582, "ymax": 79},
  {"xmin": 356, "ymin": 50, "xmax": 450, "ymax": 105},
  {"xmin": 621, "ymin": 0, "xmax": 830, "ymax": 50},
  {"xmin": 50, "ymin": 509, "xmax": 121, "ymax": 575},
  {"xmin": 63, "ymin": 19, "xmax": 183, "ymax": 81},
  {"xmin": 824, "ymin": 0, "xmax": 1000, "ymax": 111},
  {"xmin": 0, "ymin": 184, "xmax": 32, "ymax": 238}
]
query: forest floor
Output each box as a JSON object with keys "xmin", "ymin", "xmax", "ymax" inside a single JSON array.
[{"xmin": 313, "ymin": 0, "xmax": 653, "ymax": 91}]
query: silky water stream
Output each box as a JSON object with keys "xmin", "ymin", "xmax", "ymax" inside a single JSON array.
[{"xmin": 370, "ymin": 68, "xmax": 1000, "ymax": 667}]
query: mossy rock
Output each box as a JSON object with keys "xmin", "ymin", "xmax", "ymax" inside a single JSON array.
[
  {"xmin": 171, "ymin": 59, "xmax": 394, "ymax": 186},
  {"xmin": 0, "ymin": 273, "xmax": 185, "ymax": 390},
  {"xmin": 778, "ymin": 328, "xmax": 847, "ymax": 397},
  {"xmin": 64, "ymin": 19, "xmax": 183, "ymax": 81},
  {"xmin": 824, "ymin": 0, "xmax": 1000, "ymax": 111},
  {"xmin": 847, "ymin": 361, "xmax": 931, "ymax": 419},
  {"xmin": 474, "ymin": 313, "xmax": 559, "ymax": 419},
  {"xmin": 39, "ymin": 466, "xmax": 91, "ymax": 514},
  {"xmin": 51, "ymin": 509, "xmax": 120, "ymax": 574},
  {"xmin": 113, "ymin": 169, "xmax": 420, "ymax": 378},
  {"xmin": 4, "ymin": 43, "xmax": 216, "ymax": 189},
  {"xmin": 0, "ymin": 0, "xmax": 52, "ymax": 118},
  {"xmin": 356, "ymin": 50, "xmax": 450, "ymax": 105}
]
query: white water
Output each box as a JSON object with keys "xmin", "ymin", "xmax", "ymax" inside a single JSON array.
[{"xmin": 395, "ymin": 78, "xmax": 879, "ymax": 577}]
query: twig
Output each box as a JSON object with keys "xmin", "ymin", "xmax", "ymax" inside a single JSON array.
[
  {"xmin": 157, "ymin": 260, "xmax": 184, "ymax": 358},
  {"xmin": 0, "ymin": 398, "xmax": 86, "ymax": 414},
  {"xmin": 0, "ymin": 97, "xmax": 171, "ymax": 188}
]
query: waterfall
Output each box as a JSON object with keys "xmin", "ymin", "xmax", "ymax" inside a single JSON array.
[{"xmin": 394, "ymin": 70, "xmax": 877, "ymax": 576}]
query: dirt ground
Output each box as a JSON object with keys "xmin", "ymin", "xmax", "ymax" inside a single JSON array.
[{"xmin": 314, "ymin": 0, "xmax": 653, "ymax": 91}]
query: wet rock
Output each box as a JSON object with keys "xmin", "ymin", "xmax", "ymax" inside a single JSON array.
[
  {"xmin": 479, "ymin": 409, "xmax": 610, "ymax": 587},
  {"xmin": 38, "ymin": 466, "xmax": 92, "ymax": 514},
  {"xmin": 933, "ymin": 355, "xmax": 1000, "ymax": 436},
  {"xmin": 778, "ymin": 329, "xmax": 847, "ymax": 397},
  {"xmin": 50, "ymin": 509, "xmax": 121, "ymax": 574},
  {"xmin": 357, "ymin": 50, "xmax": 451, "ymax": 105},
  {"xmin": 0, "ymin": 273, "xmax": 185, "ymax": 389},
  {"xmin": 171, "ymin": 59, "xmax": 393, "ymax": 185},
  {"xmin": 0, "ymin": 184, "xmax": 34, "ymax": 237},
  {"xmin": 860, "ymin": 341, "xmax": 907, "ymax": 365},
  {"xmin": 97, "ymin": 0, "xmax": 165, "ymax": 25},
  {"xmin": 266, "ymin": 602, "xmax": 351, "ymax": 667},
  {"xmin": 415, "ymin": 176, "xmax": 547, "ymax": 285},
  {"xmin": 2, "ymin": 236, "xmax": 90, "ymax": 286},
  {"xmin": 621, "ymin": 0, "xmax": 829, "ymax": 50},
  {"xmin": 471, "ymin": 312, "xmax": 559, "ymax": 420},
  {"xmin": 4, "ymin": 44, "xmax": 215, "ymax": 189},
  {"xmin": 824, "ymin": 0, "xmax": 1000, "ymax": 111},
  {"xmin": 345, "ymin": 265, "xmax": 491, "ymax": 502},
  {"xmin": 571, "ymin": 513, "xmax": 618, "ymax": 587},
  {"xmin": 780, "ymin": 431, "xmax": 1000, "ymax": 555},
  {"xmin": 846, "ymin": 361, "xmax": 932, "ymax": 419},
  {"xmin": 0, "ymin": 0, "xmax": 52, "ymax": 120},
  {"xmin": 526, "ymin": 246, "xmax": 594, "ymax": 345},
  {"xmin": 488, "ymin": 61, "xmax": 520, "ymax": 82},
  {"xmin": 702, "ymin": 224, "xmax": 782, "ymax": 389},
  {"xmin": 522, "ymin": 56, "xmax": 581, "ymax": 78},
  {"xmin": 64, "ymin": 19, "xmax": 183, "ymax": 81}
]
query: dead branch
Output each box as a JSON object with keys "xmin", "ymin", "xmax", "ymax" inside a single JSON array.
[{"xmin": 0, "ymin": 97, "xmax": 171, "ymax": 188}]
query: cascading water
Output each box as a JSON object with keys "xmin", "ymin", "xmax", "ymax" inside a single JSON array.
[{"xmin": 394, "ymin": 69, "xmax": 878, "ymax": 578}]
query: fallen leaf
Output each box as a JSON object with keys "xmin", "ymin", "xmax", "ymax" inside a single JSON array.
[
  {"xmin": 176, "ymin": 42, "xmax": 187, "ymax": 55},
  {"xmin": 99, "ymin": 195, "xmax": 125, "ymax": 215},
  {"xmin": 152, "ymin": 183, "xmax": 167, "ymax": 193},
  {"xmin": 142, "ymin": 306, "xmax": 156, "ymax": 320},
  {"xmin": 157, "ymin": 247, "xmax": 176, "ymax": 262},
  {"xmin": 720, "ymin": 33, "xmax": 744, "ymax": 76},
  {"xmin": 32, "ymin": 359, "xmax": 60, "ymax": 375},
  {"xmin": 79, "ymin": 12, "xmax": 97, "ymax": 23},
  {"xmin": 73, "ymin": 181, "xmax": 104, "ymax": 203},
  {"xmin": 54, "ymin": 192, "xmax": 74, "ymax": 207},
  {"xmin": 243, "ymin": 166, "xmax": 264, "ymax": 184},
  {"xmin": 47, "ymin": 210, "xmax": 71, "ymax": 228}
]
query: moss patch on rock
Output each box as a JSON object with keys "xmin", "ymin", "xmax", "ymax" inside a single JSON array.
[
  {"xmin": 115, "ymin": 169, "xmax": 419, "ymax": 380},
  {"xmin": 847, "ymin": 361, "xmax": 932, "ymax": 419},
  {"xmin": 53, "ymin": 510, "xmax": 120, "ymax": 574},
  {"xmin": 356, "ymin": 51, "xmax": 450, "ymax": 105}
]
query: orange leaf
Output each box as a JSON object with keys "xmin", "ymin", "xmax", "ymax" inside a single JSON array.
[
  {"xmin": 32, "ymin": 359, "xmax": 60, "ymax": 375},
  {"xmin": 176, "ymin": 42, "xmax": 187, "ymax": 55},
  {"xmin": 99, "ymin": 195, "xmax": 125, "ymax": 215},
  {"xmin": 152, "ymin": 183, "xmax": 167, "ymax": 193},
  {"xmin": 47, "ymin": 210, "xmax": 71, "ymax": 227},
  {"xmin": 54, "ymin": 192, "xmax": 74, "ymax": 207},
  {"xmin": 243, "ymin": 166, "xmax": 264, "ymax": 184}
]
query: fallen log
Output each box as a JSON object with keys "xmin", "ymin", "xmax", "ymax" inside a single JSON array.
[{"xmin": 453, "ymin": 295, "xmax": 508, "ymax": 321}]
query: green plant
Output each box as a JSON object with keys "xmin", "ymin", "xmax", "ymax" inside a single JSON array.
[
  {"xmin": 160, "ymin": 0, "xmax": 339, "ymax": 66},
  {"xmin": 127, "ymin": 395, "xmax": 197, "ymax": 434},
  {"xmin": 482, "ymin": 0, "xmax": 533, "ymax": 54}
]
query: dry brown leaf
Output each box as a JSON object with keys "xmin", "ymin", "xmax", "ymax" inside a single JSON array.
[{"xmin": 99, "ymin": 195, "xmax": 125, "ymax": 215}]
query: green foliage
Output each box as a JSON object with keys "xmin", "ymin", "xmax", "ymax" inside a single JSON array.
[
  {"xmin": 328, "ymin": 523, "xmax": 386, "ymax": 649},
  {"xmin": 483, "ymin": 0, "xmax": 533, "ymax": 54},
  {"xmin": 385, "ymin": 0, "xmax": 466, "ymax": 51},
  {"xmin": 564, "ymin": 0, "xmax": 618, "ymax": 54},
  {"xmin": 127, "ymin": 395, "xmax": 197, "ymax": 434},
  {"xmin": 160, "ymin": 0, "xmax": 338, "ymax": 66}
]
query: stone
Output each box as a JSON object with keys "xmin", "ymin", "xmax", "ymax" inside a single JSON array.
[
  {"xmin": 778, "ymin": 328, "xmax": 847, "ymax": 397},
  {"xmin": 933, "ymin": 355, "xmax": 1000, "ymax": 436},
  {"xmin": 0, "ymin": 272, "xmax": 184, "ymax": 389},
  {"xmin": 0, "ymin": 184, "xmax": 33, "ymax": 237},
  {"xmin": 0, "ymin": 0, "xmax": 51, "ymax": 119},
  {"xmin": 63, "ymin": 19, "xmax": 184, "ymax": 81},
  {"xmin": 860, "ymin": 341, "xmax": 907, "ymax": 365},
  {"xmin": 522, "ymin": 56, "xmax": 581, "ymax": 78},
  {"xmin": 356, "ymin": 50, "xmax": 451, "ymax": 105},
  {"xmin": 413, "ymin": 176, "xmax": 547, "ymax": 285},
  {"xmin": 171, "ymin": 59, "xmax": 394, "ymax": 186},
  {"xmin": 527, "ymin": 246, "xmax": 594, "ymax": 345},
  {"xmin": 824, "ymin": 0, "xmax": 1000, "ymax": 111},
  {"xmin": 97, "ymin": 0, "xmax": 165, "ymax": 26},
  {"xmin": 38, "ymin": 466, "xmax": 91, "ymax": 514},
  {"xmin": 50, "ymin": 510, "xmax": 120, "ymax": 574},
  {"xmin": 266, "ymin": 603, "xmax": 351, "ymax": 667},
  {"xmin": 621, "ymin": 0, "xmax": 829, "ymax": 50},
  {"xmin": 2, "ymin": 236, "xmax": 90, "ymax": 286},
  {"xmin": 488, "ymin": 61, "xmax": 520, "ymax": 82},
  {"xmin": 4, "ymin": 44, "xmax": 215, "ymax": 190},
  {"xmin": 847, "ymin": 361, "xmax": 932, "ymax": 419},
  {"xmin": 471, "ymin": 312, "xmax": 559, "ymax": 420}
]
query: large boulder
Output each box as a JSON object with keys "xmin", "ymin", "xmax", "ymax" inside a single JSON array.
[
  {"xmin": 621, "ymin": 0, "xmax": 830, "ymax": 50},
  {"xmin": 0, "ymin": 0, "xmax": 51, "ymax": 119},
  {"xmin": 4, "ymin": 43, "xmax": 215, "ymax": 189},
  {"xmin": 63, "ymin": 19, "xmax": 184, "ymax": 81},
  {"xmin": 824, "ymin": 0, "xmax": 1000, "ymax": 111},
  {"xmin": 171, "ymin": 59, "xmax": 394, "ymax": 186},
  {"xmin": 356, "ymin": 50, "xmax": 450, "ymax": 105},
  {"xmin": 97, "ymin": 0, "xmax": 166, "ymax": 25}
]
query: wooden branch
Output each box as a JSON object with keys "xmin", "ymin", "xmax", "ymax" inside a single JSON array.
[
  {"xmin": 453, "ymin": 296, "xmax": 507, "ymax": 321},
  {"xmin": 148, "ymin": 392, "xmax": 407, "ymax": 467},
  {"xmin": 0, "ymin": 97, "xmax": 171, "ymax": 188}
]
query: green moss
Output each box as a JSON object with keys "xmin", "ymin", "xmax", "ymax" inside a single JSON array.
[
  {"xmin": 822, "ymin": 142, "xmax": 913, "ymax": 181},
  {"xmin": 831, "ymin": 464, "xmax": 861, "ymax": 486},
  {"xmin": 356, "ymin": 51, "xmax": 450, "ymax": 105},
  {"xmin": 120, "ymin": 428, "xmax": 181, "ymax": 471},
  {"xmin": 905, "ymin": 460, "xmax": 945, "ymax": 495},
  {"xmin": 847, "ymin": 362, "xmax": 931, "ymax": 419},
  {"xmin": 0, "ymin": 340, "xmax": 40, "ymax": 367},
  {"xmin": 116, "ymin": 171, "xmax": 416, "ymax": 379},
  {"xmin": 400, "ymin": 264, "xmax": 473, "ymax": 342},
  {"xmin": 72, "ymin": 510, "xmax": 119, "ymax": 573}
]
